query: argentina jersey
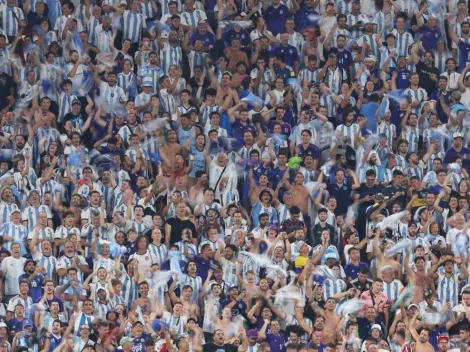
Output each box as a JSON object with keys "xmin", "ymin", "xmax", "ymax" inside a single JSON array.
[
  {"xmin": 180, "ymin": 9, "xmax": 206, "ymax": 27},
  {"xmin": 160, "ymin": 42, "xmax": 183, "ymax": 74},
  {"xmin": 148, "ymin": 243, "xmax": 168, "ymax": 266},
  {"xmin": 383, "ymin": 279, "xmax": 404, "ymax": 302},
  {"xmin": 122, "ymin": 10, "xmax": 145, "ymax": 43}
]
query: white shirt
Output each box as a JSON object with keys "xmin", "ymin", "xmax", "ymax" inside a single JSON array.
[
  {"xmin": 0, "ymin": 256, "xmax": 26, "ymax": 295},
  {"xmin": 128, "ymin": 250, "xmax": 158, "ymax": 276}
]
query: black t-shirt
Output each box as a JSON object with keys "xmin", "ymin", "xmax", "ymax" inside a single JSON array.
[
  {"xmin": 189, "ymin": 77, "xmax": 211, "ymax": 97},
  {"xmin": 166, "ymin": 217, "xmax": 197, "ymax": 244},
  {"xmin": 0, "ymin": 73, "xmax": 13, "ymax": 110},
  {"xmin": 416, "ymin": 61, "xmax": 439, "ymax": 95},
  {"xmin": 203, "ymin": 343, "xmax": 238, "ymax": 352},
  {"xmin": 356, "ymin": 183, "xmax": 382, "ymax": 214},
  {"xmin": 327, "ymin": 182, "xmax": 352, "ymax": 215},
  {"xmin": 63, "ymin": 112, "xmax": 85, "ymax": 129}
]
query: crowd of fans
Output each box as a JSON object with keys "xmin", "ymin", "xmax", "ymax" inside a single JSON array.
[{"xmin": 1, "ymin": 0, "xmax": 470, "ymax": 351}]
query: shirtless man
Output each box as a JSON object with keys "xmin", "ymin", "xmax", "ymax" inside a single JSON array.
[
  {"xmin": 409, "ymin": 315, "xmax": 434, "ymax": 352},
  {"xmin": 295, "ymin": 297, "xmax": 340, "ymax": 344},
  {"xmin": 178, "ymin": 285, "xmax": 200, "ymax": 319},
  {"xmin": 404, "ymin": 254, "xmax": 435, "ymax": 303},
  {"xmin": 248, "ymin": 173, "xmax": 274, "ymax": 205},
  {"xmin": 207, "ymin": 60, "xmax": 240, "ymax": 106},
  {"xmin": 188, "ymin": 171, "xmax": 208, "ymax": 206},
  {"xmin": 159, "ymin": 129, "xmax": 183, "ymax": 175},
  {"xmin": 372, "ymin": 230, "xmax": 403, "ymax": 281},
  {"xmin": 284, "ymin": 172, "xmax": 315, "ymax": 215}
]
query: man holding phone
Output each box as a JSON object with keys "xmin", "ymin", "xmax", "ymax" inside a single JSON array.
[{"xmin": 353, "ymin": 169, "xmax": 383, "ymax": 242}]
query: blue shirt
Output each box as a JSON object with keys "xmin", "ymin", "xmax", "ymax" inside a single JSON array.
[
  {"xmin": 270, "ymin": 44, "xmax": 300, "ymax": 69},
  {"xmin": 297, "ymin": 143, "xmax": 320, "ymax": 159},
  {"xmin": 243, "ymin": 163, "xmax": 271, "ymax": 197},
  {"xmin": 274, "ymin": 65, "xmax": 296, "ymax": 83},
  {"xmin": 45, "ymin": 296, "xmax": 65, "ymax": 313},
  {"xmin": 356, "ymin": 317, "xmax": 385, "ymax": 341},
  {"xmin": 264, "ymin": 4, "xmax": 290, "ymax": 36},
  {"xmin": 189, "ymin": 31, "xmax": 215, "ymax": 47},
  {"xmin": 8, "ymin": 318, "xmax": 26, "ymax": 333},
  {"xmin": 221, "ymin": 298, "xmax": 247, "ymax": 317},
  {"xmin": 420, "ymin": 25, "xmax": 442, "ymax": 51},
  {"xmin": 389, "ymin": 68, "xmax": 410, "ymax": 89},
  {"xmin": 444, "ymin": 146, "xmax": 470, "ymax": 174},
  {"xmin": 294, "ymin": 6, "xmax": 319, "ymax": 32},
  {"xmin": 329, "ymin": 48, "xmax": 353, "ymax": 78},
  {"xmin": 231, "ymin": 121, "xmax": 257, "ymax": 142},
  {"xmin": 458, "ymin": 39, "xmax": 470, "ymax": 72},
  {"xmin": 266, "ymin": 333, "xmax": 286, "ymax": 352},
  {"xmin": 344, "ymin": 262, "xmax": 369, "ymax": 280},
  {"xmin": 224, "ymin": 28, "xmax": 251, "ymax": 47},
  {"xmin": 270, "ymin": 167, "xmax": 294, "ymax": 190},
  {"xmin": 266, "ymin": 120, "xmax": 291, "ymax": 139},
  {"xmin": 49, "ymin": 335, "xmax": 62, "ymax": 352},
  {"xmin": 18, "ymin": 273, "xmax": 44, "ymax": 303},
  {"xmin": 132, "ymin": 334, "xmax": 151, "ymax": 352},
  {"xmin": 430, "ymin": 89, "xmax": 451, "ymax": 122},
  {"xmin": 194, "ymin": 255, "xmax": 213, "ymax": 282}
]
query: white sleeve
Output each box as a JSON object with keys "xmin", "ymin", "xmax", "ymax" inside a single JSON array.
[
  {"xmin": 56, "ymin": 258, "xmax": 66, "ymax": 270},
  {"xmin": 6, "ymin": 298, "xmax": 15, "ymax": 312},
  {"xmin": 54, "ymin": 228, "xmax": 62, "ymax": 240}
]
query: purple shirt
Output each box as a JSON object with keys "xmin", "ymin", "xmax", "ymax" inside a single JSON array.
[
  {"xmin": 420, "ymin": 25, "xmax": 442, "ymax": 51},
  {"xmin": 266, "ymin": 333, "xmax": 286, "ymax": 352},
  {"xmin": 344, "ymin": 262, "xmax": 369, "ymax": 280},
  {"xmin": 266, "ymin": 119, "xmax": 291, "ymax": 140},
  {"xmin": 189, "ymin": 31, "xmax": 215, "ymax": 47}
]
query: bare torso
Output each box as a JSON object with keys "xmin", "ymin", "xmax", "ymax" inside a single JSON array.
[
  {"xmin": 291, "ymin": 185, "xmax": 309, "ymax": 214},
  {"xmin": 160, "ymin": 143, "xmax": 183, "ymax": 173},
  {"xmin": 322, "ymin": 311, "xmax": 340, "ymax": 343}
]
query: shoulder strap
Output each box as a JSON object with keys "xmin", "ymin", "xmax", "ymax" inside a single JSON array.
[{"xmin": 214, "ymin": 166, "xmax": 227, "ymax": 192}]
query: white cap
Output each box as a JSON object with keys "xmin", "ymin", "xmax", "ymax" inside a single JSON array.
[
  {"xmin": 453, "ymin": 132, "xmax": 463, "ymax": 139},
  {"xmin": 370, "ymin": 324, "xmax": 382, "ymax": 332}
]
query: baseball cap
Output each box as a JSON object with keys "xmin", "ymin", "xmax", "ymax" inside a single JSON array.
[
  {"xmin": 151, "ymin": 319, "xmax": 169, "ymax": 332},
  {"xmin": 438, "ymin": 336, "xmax": 449, "ymax": 343},
  {"xmin": 228, "ymin": 284, "xmax": 239, "ymax": 291},
  {"xmin": 71, "ymin": 99, "xmax": 81, "ymax": 106},
  {"xmin": 23, "ymin": 259, "xmax": 36, "ymax": 270},
  {"xmin": 407, "ymin": 303, "xmax": 418, "ymax": 310},
  {"xmin": 370, "ymin": 324, "xmax": 382, "ymax": 332},
  {"xmin": 22, "ymin": 319, "xmax": 33, "ymax": 328},
  {"xmin": 247, "ymin": 329, "xmax": 258, "ymax": 339},
  {"xmin": 132, "ymin": 321, "xmax": 143, "ymax": 327},
  {"xmin": 142, "ymin": 79, "xmax": 153, "ymax": 87},
  {"xmin": 120, "ymin": 337, "xmax": 134, "ymax": 346},
  {"xmin": 453, "ymin": 132, "xmax": 463, "ymax": 139},
  {"xmin": 0, "ymin": 322, "xmax": 8, "ymax": 329}
]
